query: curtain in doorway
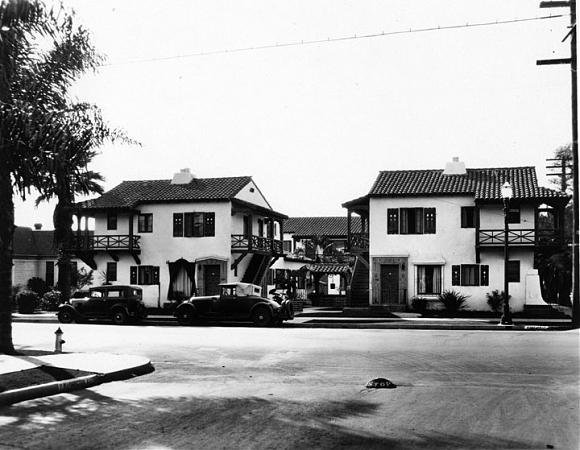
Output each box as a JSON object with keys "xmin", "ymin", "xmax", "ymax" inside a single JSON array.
[{"xmin": 167, "ymin": 259, "xmax": 196, "ymax": 300}]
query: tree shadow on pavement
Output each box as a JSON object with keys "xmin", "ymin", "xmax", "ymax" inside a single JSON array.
[{"xmin": 0, "ymin": 389, "xmax": 534, "ymax": 449}]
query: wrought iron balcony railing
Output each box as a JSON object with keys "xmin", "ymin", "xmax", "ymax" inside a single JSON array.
[{"xmin": 231, "ymin": 234, "xmax": 284, "ymax": 255}]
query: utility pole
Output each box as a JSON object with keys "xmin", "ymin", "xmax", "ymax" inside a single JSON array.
[
  {"xmin": 546, "ymin": 156, "xmax": 572, "ymax": 193},
  {"xmin": 537, "ymin": 1, "xmax": 578, "ymax": 327}
]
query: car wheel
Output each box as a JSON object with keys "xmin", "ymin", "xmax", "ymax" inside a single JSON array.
[
  {"xmin": 111, "ymin": 309, "xmax": 128, "ymax": 325},
  {"xmin": 176, "ymin": 309, "xmax": 196, "ymax": 326},
  {"xmin": 57, "ymin": 310, "xmax": 74, "ymax": 324},
  {"xmin": 252, "ymin": 307, "xmax": 272, "ymax": 326}
]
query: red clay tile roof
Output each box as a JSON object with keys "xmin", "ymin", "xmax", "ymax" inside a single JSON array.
[
  {"xmin": 369, "ymin": 167, "xmax": 567, "ymax": 201},
  {"xmin": 77, "ymin": 176, "xmax": 253, "ymax": 210},
  {"xmin": 285, "ymin": 217, "xmax": 361, "ymax": 237}
]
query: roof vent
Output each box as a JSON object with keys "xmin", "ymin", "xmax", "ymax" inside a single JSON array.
[
  {"xmin": 443, "ymin": 157, "xmax": 466, "ymax": 175},
  {"xmin": 33, "ymin": 223, "xmax": 42, "ymax": 230},
  {"xmin": 171, "ymin": 168, "xmax": 195, "ymax": 185}
]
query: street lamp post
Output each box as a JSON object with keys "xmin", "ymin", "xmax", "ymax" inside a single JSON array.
[{"xmin": 500, "ymin": 181, "xmax": 514, "ymax": 326}]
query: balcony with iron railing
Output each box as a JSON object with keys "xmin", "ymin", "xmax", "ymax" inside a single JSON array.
[
  {"xmin": 69, "ymin": 234, "xmax": 141, "ymax": 252},
  {"xmin": 231, "ymin": 234, "xmax": 284, "ymax": 255},
  {"xmin": 477, "ymin": 229, "xmax": 563, "ymax": 248}
]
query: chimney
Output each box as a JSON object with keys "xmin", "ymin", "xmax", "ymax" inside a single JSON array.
[
  {"xmin": 171, "ymin": 168, "xmax": 195, "ymax": 185},
  {"xmin": 33, "ymin": 223, "xmax": 42, "ymax": 230},
  {"xmin": 443, "ymin": 157, "xmax": 466, "ymax": 175}
]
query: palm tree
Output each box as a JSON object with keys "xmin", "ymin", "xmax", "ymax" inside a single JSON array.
[
  {"xmin": 36, "ymin": 104, "xmax": 133, "ymax": 306},
  {"xmin": 0, "ymin": 0, "xmax": 117, "ymax": 353}
]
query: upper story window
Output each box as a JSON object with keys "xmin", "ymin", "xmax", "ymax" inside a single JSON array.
[
  {"xmin": 283, "ymin": 240, "xmax": 292, "ymax": 253},
  {"xmin": 461, "ymin": 207, "xmax": 476, "ymax": 228},
  {"xmin": 138, "ymin": 214, "xmax": 153, "ymax": 233},
  {"xmin": 173, "ymin": 212, "xmax": 215, "ymax": 237},
  {"xmin": 508, "ymin": 207, "xmax": 520, "ymax": 224},
  {"xmin": 107, "ymin": 213, "xmax": 117, "ymax": 230},
  {"xmin": 388, "ymin": 208, "xmax": 436, "ymax": 234}
]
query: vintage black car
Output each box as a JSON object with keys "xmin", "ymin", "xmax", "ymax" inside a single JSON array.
[
  {"xmin": 57, "ymin": 285, "xmax": 148, "ymax": 325},
  {"xmin": 174, "ymin": 282, "xmax": 294, "ymax": 326}
]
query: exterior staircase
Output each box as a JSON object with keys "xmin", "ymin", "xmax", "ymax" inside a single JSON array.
[
  {"xmin": 242, "ymin": 254, "xmax": 271, "ymax": 285},
  {"xmin": 347, "ymin": 254, "xmax": 370, "ymax": 307}
]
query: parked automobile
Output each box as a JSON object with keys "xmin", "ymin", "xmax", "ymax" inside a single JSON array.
[
  {"xmin": 174, "ymin": 282, "xmax": 294, "ymax": 326},
  {"xmin": 57, "ymin": 285, "xmax": 148, "ymax": 325}
]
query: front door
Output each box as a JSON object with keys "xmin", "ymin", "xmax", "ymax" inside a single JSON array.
[
  {"xmin": 380, "ymin": 264, "xmax": 399, "ymax": 304},
  {"xmin": 204, "ymin": 265, "xmax": 221, "ymax": 296}
]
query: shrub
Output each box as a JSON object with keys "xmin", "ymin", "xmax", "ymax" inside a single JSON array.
[
  {"xmin": 27, "ymin": 277, "xmax": 50, "ymax": 296},
  {"xmin": 40, "ymin": 290, "xmax": 62, "ymax": 311},
  {"xmin": 486, "ymin": 290, "xmax": 510, "ymax": 314},
  {"xmin": 411, "ymin": 296, "xmax": 428, "ymax": 314},
  {"xmin": 438, "ymin": 290, "xmax": 469, "ymax": 315},
  {"xmin": 16, "ymin": 290, "xmax": 39, "ymax": 314}
]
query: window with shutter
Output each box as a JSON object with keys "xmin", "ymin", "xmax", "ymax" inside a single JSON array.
[
  {"xmin": 424, "ymin": 208, "xmax": 436, "ymax": 233},
  {"xmin": 106, "ymin": 262, "xmax": 117, "ymax": 282},
  {"xmin": 507, "ymin": 260, "xmax": 520, "ymax": 282},
  {"xmin": 387, "ymin": 208, "xmax": 399, "ymax": 234},
  {"xmin": 204, "ymin": 212, "xmax": 215, "ymax": 236},
  {"xmin": 452, "ymin": 265, "xmax": 460, "ymax": 286},
  {"xmin": 480, "ymin": 265, "xmax": 489, "ymax": 286},
  {"xmin": 184, "ymin": 213, "xmax": 194, "ymax": 237},
  {"xmin": 461, "ymin": 207, "xmax": 476, "ymax": 228},
  {"xmin": 130, "ymin": 266, "xmax": 138, "ymax": 284},
  {"xmin": 173, "ymin": 213, "xmax": 183, "ymax": 237}
]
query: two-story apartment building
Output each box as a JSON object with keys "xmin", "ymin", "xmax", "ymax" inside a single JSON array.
[
  {"xmin": 343, "ymin": 159, "xmax": 569, "ymax": 312},
  {"xmin": 73, "ymin": 169, "xmax": 287, "ymax": 309}
]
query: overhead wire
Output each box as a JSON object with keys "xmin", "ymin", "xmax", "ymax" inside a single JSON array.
[{"xmin": 101, "ymin": 13, "xmax": 568, "ymax": 67}]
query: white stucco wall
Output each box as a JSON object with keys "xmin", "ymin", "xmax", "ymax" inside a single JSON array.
[
  {"xmin": 368, "ymin": 195, "xmax": 540, "ymax": 311},
  {"xmin": 12, "ymin": 257, "xmax": 92, "ymax": 290},
  {"xmin": 234, "ymin": 180, "xmax": 271, "ymax": 209}
]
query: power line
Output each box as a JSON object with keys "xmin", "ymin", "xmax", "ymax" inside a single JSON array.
[{"xmin": 101, "ymin": 14, "xmax": 568, "ymax": 67}]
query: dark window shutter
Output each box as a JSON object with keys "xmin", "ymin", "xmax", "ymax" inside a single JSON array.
[
  {"xmin": 481, "ymin": 265, "xmax": 489, "ymax": 286},
  {"xmin": 424, "ymin": 208, "xmax": 436, "ymax": 234},
  {"xmin": 184, "ymin": 213, "xmax": 194, "ymax": 237},
  {"xmin": 204, "ymin": 212, "xmax": 215, "ymax": 237},
  {"xmin": 507, "ymin": 260, "xmax": 520, "ymax": 282},
  {"xmin": 387, "ymin": 209, "xmax": 399, "ymax": 234},
  {"xmin": 452, "ymin": 265, "xmax": 461, "ymax": 286},
  {"xmin": 173, "ymin": 213, "xmax": 183, "ymax": 237},
  {"xmin": 130, "ymin": 266, "xmax": 138, "ymax": 284},
  {"xmin": 153, "ymin": 266, "xmax": 160, "ymax": 285}
]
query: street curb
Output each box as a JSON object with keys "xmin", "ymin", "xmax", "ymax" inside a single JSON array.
[
  {"xmin": 0, "ymin": 361, "xmax": 154, "ymax": 406},
  {"xmin": 285, "ymin": 322, "xmax": 573, "ymax": 331}
]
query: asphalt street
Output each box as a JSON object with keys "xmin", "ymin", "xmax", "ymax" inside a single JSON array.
[{"xmin": 1, "ymin": 322, "xmax": 578, "ymax": 449}]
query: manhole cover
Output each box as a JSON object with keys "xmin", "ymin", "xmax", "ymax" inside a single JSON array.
[{"xmin": 366, "ymin": 378, "xmax": 396, "ymax": 389}]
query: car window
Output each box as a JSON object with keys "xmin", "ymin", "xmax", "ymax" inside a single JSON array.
[
  {"xmin": 131, "ymin": 289, "xmax": 140, "ymax": 297},
  {"xmin": 90, "ymin": 291, "xmax": 103, "ymax": 299},
  {"xmin": 107, "ymin": 290, "xmax": 121, "ymax": 298}
]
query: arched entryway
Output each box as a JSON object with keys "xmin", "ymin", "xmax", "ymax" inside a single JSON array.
[{"xmin": 195, "ymin": 257, "xmax": 228, "ymax": 296}]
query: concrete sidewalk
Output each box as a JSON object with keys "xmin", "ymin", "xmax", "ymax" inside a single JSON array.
[{"xmin": 0, "ymin": 351, "xmax": 154, "ymax": 406}]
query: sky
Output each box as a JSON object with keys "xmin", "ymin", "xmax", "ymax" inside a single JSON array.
[{"xmin": 14, "ymin": 0, "xmax": 574, "ymax": 229}]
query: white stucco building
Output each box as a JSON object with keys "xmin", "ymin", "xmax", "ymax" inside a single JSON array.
[
  {"xmin": 342, "ymin": 159, "xmax": 569, "ymax": 312},
  {"xmin": 73, "ymin": 169, "xmax": 287, "ymax": 310}
]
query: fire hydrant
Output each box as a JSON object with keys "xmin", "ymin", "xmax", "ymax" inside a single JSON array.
[{"xmin": 54, "ymin": 327, "xmax": 65, "ymax": 353}]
